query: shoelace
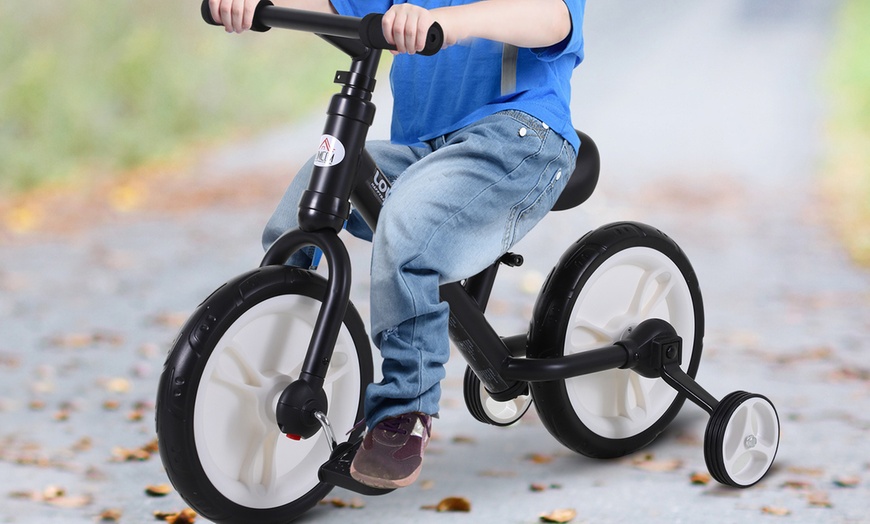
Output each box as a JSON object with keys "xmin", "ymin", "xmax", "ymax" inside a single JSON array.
[{"xmin": 378, "ymin": 416, "xmax": 411, "ymax": 435}]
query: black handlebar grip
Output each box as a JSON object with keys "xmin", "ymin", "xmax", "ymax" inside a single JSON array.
[
  {"xmin": 200, "ymin": 0, "xmax": 272, "ymax": 32},
  {"xmin": 359, "ymin": 13, "xmax": 444, "ymax": 56},
  {"xmin": 201, "ymin": 0, "xmax": 219, "ymax": 25}
]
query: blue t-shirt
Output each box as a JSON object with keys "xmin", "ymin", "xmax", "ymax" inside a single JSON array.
[{"xmin": 329, "ymin": 0, "xmax": 585, "ymax": 152}]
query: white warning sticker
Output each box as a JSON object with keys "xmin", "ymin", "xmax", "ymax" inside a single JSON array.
[{"xmin": 313, "ymin": 134, "xmax": 346, "ymax": 167}]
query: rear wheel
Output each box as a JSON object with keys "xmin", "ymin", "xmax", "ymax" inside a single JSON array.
[
  {"xmin": 156, "ymin": 266, "xmax": 372, "ymax": 524},
  {"xmin": 529, "ymin": 222, "xmax": 704, "ymax": 458}
]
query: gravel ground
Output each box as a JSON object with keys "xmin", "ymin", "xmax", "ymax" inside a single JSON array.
[{"xmin": 2, "ymin": 1, "xmax": 869, "ymax": 523}]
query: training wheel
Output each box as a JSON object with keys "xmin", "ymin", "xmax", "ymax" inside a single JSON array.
[
  {"xmin": 463, "ymin": 366, "xmax": 532, "ymax": 427},
  {"xmin": 704, "ymin": 391, "xmax": 780, "ymax": 488}
]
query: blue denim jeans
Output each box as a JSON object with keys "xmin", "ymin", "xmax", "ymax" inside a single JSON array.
[{"xmin": 263, "ymin": 110, "xmax": 576, "ymax": 428}]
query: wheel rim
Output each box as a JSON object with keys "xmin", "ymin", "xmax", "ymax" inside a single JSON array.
[
  {"xmin": 479, "ymin": 385, "xmax": 532, "ymax": 426},
  {"xmin": 563, "ymin": 247, "xmax": 697, "ymax": 439},
  {"xmin": 719, "ymin": 396, "xmax": 779, "ymax": 486},
  {"xmin": 193, "ymin": 294, "xmax": 361, "ymax": 509}
]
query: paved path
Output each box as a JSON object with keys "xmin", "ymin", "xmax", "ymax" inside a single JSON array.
[{"xmin": 2, "ymin": 1, "xmax": 869, "ymax": 523}]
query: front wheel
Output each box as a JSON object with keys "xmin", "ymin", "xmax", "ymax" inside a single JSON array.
[
  {"xmin": 529, "ymin": 222, "xmax": 704, "ymax": 458},
  {"xmin": 156, "ymin": 266, "xmax": 372, "ymax": 524}
]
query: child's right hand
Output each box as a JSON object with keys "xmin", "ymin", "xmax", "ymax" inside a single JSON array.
[
  {"xmin": 382, "ymin": 4, "xmax": 452, "ymax": 55},
  {"xmin": 208, "ymin": 0, "xmax": 260, "ymax": 33}
]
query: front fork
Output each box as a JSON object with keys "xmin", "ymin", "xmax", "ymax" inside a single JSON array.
[{"xmin": 260, "ymin": 228, "xmax": 352, "ymax": 440}]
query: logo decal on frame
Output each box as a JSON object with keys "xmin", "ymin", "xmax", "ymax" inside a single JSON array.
[{"xmin": 314, "ymin": 134, "xmax": 346, "ymax": 167}]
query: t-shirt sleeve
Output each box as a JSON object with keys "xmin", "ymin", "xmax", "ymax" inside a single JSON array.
[
  {"xmin": 533, "ymin": 0, "xmax": 585, "ymax": 63},
  {"xmin": 329, "ymin": 0, "xmax": 393, "ymax": 18}
]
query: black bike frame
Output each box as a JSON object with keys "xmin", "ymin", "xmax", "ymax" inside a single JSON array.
[{"xmin": 255, "ymin": 7, "xmax": 720, "ymax": 416}]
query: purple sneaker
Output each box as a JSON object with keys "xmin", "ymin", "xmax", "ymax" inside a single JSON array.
[{"xmin": 350, "ymin": 413, "xmax": 432, "ymax": 489}]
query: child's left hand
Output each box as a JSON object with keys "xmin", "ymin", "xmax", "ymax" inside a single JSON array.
[{"xmin": 381, "ymin": 4, "xmax": 455, "ymax": 55}]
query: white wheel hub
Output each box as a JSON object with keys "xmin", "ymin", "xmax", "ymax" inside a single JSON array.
[
  {"xmin": 563, "ymin": 247, "xmax": 696, "ymax": 439},
  {"xmin": 720, "ymin": 397, "xmax": 779, "ymax": 486},
  {"xmin": 192, "ymin": 294, "xmax": 361, "ymax": 509}
]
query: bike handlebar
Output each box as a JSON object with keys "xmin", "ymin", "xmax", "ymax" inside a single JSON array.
[{"xmin": 201, "ymin": 0, "xmax": 444, "ymax": 56}]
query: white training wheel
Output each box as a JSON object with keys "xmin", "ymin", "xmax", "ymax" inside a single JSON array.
[
  {"xmin": 463, "ymin": 366, "xmax": 533, "ymax": 427},
  {"xmin": 704, "ymin": 391, "xmax": 780, "ymax": 487}
]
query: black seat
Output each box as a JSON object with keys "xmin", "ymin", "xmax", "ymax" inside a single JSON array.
[{"xmin": 551, "ymin": 130, "xmax": 600, "ymax": 211}]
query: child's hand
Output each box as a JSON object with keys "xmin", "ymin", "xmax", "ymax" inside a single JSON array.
[
  {"xmin": 208, "ymin": 0, "xmax": 259, "ymax": 33},
  {"xmin": 382, "ymin": 4, "xmax": 451, "ymax": 55}
]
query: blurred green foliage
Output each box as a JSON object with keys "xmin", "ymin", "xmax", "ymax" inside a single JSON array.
[
  {"xmin": 827, "ymin": 0, "xmax": 870, "ymax": 264},
  {"xmin": 0, "ymin": 1, "xmax": 344, "ymax": 194}
]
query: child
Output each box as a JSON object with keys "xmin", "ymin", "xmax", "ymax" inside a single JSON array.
[{"xmin": 210, "ymin": 0, "xmax": 586, "ymax": 489}]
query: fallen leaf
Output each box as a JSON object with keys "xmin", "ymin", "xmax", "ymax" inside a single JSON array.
[
  {"xmin": 806, "ymin": 491, "xmax": 833, "ymax": 508},
  {"xmin": 421, "ymin": 496, "xmax": 472, "ymax": 512},
  {"xmin": 145, "ymin": 484, "xmax": 173, "ymax": 497},
  {"xmin": 761, "ymin": 506, "xmax": 791, "ymax": 516},
  {"xmin": 320, "ymin": 497, "xmax": 365, "ymax": 509},
  {"xmin": 530, "ymin": 483, "xmax": 563, "ymax": 492},
  {"xmin": 104, "ymin": 378, "xmax": 132, "ymax": 394},
  {"xmin": 782, "ymin": 480, "xmax": 813, "ymax": 490},
  {"xmin": 630, "ymin": 454, "xmax": 683, "ymax": 472},
  {"xmin": 540, "ymin": 508, "xmax": 577, "ymax": 523},
  {"xmin": 452, "ymin": 435, "xmax": 476, "ymax": 444},
  {"xmin": 527, "ymin": 453, "xmax": 554, "ymax": 464},
  {"xmin": 45, "ymin": 493, "xmax": 93, "ymax": 508},
  {"xmin": 71, "ymin": 437, "xmax": 93, "ymax": 453},
  {"xmin": 690, "ymin": 472, "xmax": 711, "ymax": 485},
  {"xmin": 150, "ymin": 312, "xmax": 190, "ymax": 329},
  {"xmin": 833, "ymin": 475, "xmax": 860, "ymax": 487},
  {"xmin": 785, "ymin": 466, "xmax": 824, "ymax": 477},
  {"xmin": 112, "ymin": 438, "xmax": 158, "ymax": 462},
  {"xmin": 99, "ymin": 508, "xmax": 123, "ymax": 521},
  {"xmin": 154, "ymin": 508, "xmax": 198, "ymax": 523},
  {"xmin": 12, "ymin": 486, "xmax": 94, "ymax": 508}
]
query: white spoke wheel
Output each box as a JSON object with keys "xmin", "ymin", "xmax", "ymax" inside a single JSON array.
[
  {"xmin": 463, "ymin": 366, "xmax": 533, "ymax": 426},
  {"xmin": 528, "ymin": 222, "xmax": 704, "ymax": 458},
  {"xmin": 156, "ymin": 266, "xmax": 372, "ymax": 524},
  {"xmin": 705, "ymin": 391, "xmax": 780, "ymax": 488}
]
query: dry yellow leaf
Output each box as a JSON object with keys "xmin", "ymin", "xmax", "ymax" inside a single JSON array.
[
  {"xmin": 806, "ymin": 491, "xmax": 833, "ymax": 508},
  {"xmin": 145, "ymin": 484, "xmax": 173, "ymax": 497},
  {"xmin": 105, "ymin": 377, "xmax": 132, "ymax": 394},
  {"xmin": 421, "ymin": 496, "xmax": 472, "ymax": 512},
  {"xmin": 833, "ymin": 475, "xmax": 860, "ymax": 487},
  {"xmin": 690, "ymin": 472, "xmax": 711, "ymax": 485},
  {"xmin": 99, "ymin": 508, "xmax": 123, "ymax": 521},
  {"xmin": 154, "ymin": 508, "xmax": 198, "ymax": 523},
  {"xmin": 631, "ymin": 454, "xmax": 683, "ymax": 472},
  {"xmin": 540, "ymin": 508, "xmax": 577, "ymax": 523},
  {"xmin": 527, "ymin": 453, "xmax": 554, "ymax": 464},
  {"xmin": 761, "ymin": 506, "xmax": 791, "ymax": 516}
]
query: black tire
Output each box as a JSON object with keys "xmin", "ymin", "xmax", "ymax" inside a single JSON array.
[
  {"xmin": 156, "ymin": 265, "xmax": 372, "ymax": 524},
  {"xmin": 528, "ymin": 222, "xmax": 704, "ymax": 458},
  {"xmin": 705, "ymin": 391, "xmax": 780, "ymax": 488}
]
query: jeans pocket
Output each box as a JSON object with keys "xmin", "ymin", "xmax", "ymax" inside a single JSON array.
[{"xmin": 504, "ymin": 141, "xmax": 574, "ymax": 250}]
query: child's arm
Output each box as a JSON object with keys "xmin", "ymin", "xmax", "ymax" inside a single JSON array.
[
  {"xmin": 208, "ymin": 0, "xmax": 335, "ymax": 34},
  {"xmin": 384, "ymin": 0, "xmax": 572, "ymax": 55}
]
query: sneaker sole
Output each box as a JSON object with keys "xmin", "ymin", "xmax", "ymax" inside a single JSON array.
[{"xmin": 349, "ymin": 464, "xmax": 421, "ymax": 490}]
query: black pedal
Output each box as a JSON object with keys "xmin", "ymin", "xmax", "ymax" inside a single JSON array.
[{"xmin": 318, "ymin": 440, "xmax": 394, "ymax": 496}]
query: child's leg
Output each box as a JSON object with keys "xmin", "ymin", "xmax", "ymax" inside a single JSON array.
[
  {"xmin": 364, "ymin": 110, "xmax": 577, "ymax": 427},
  {"xmin": 261, "ymin": 141, "xmax": 428, "ymax": 266}
]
